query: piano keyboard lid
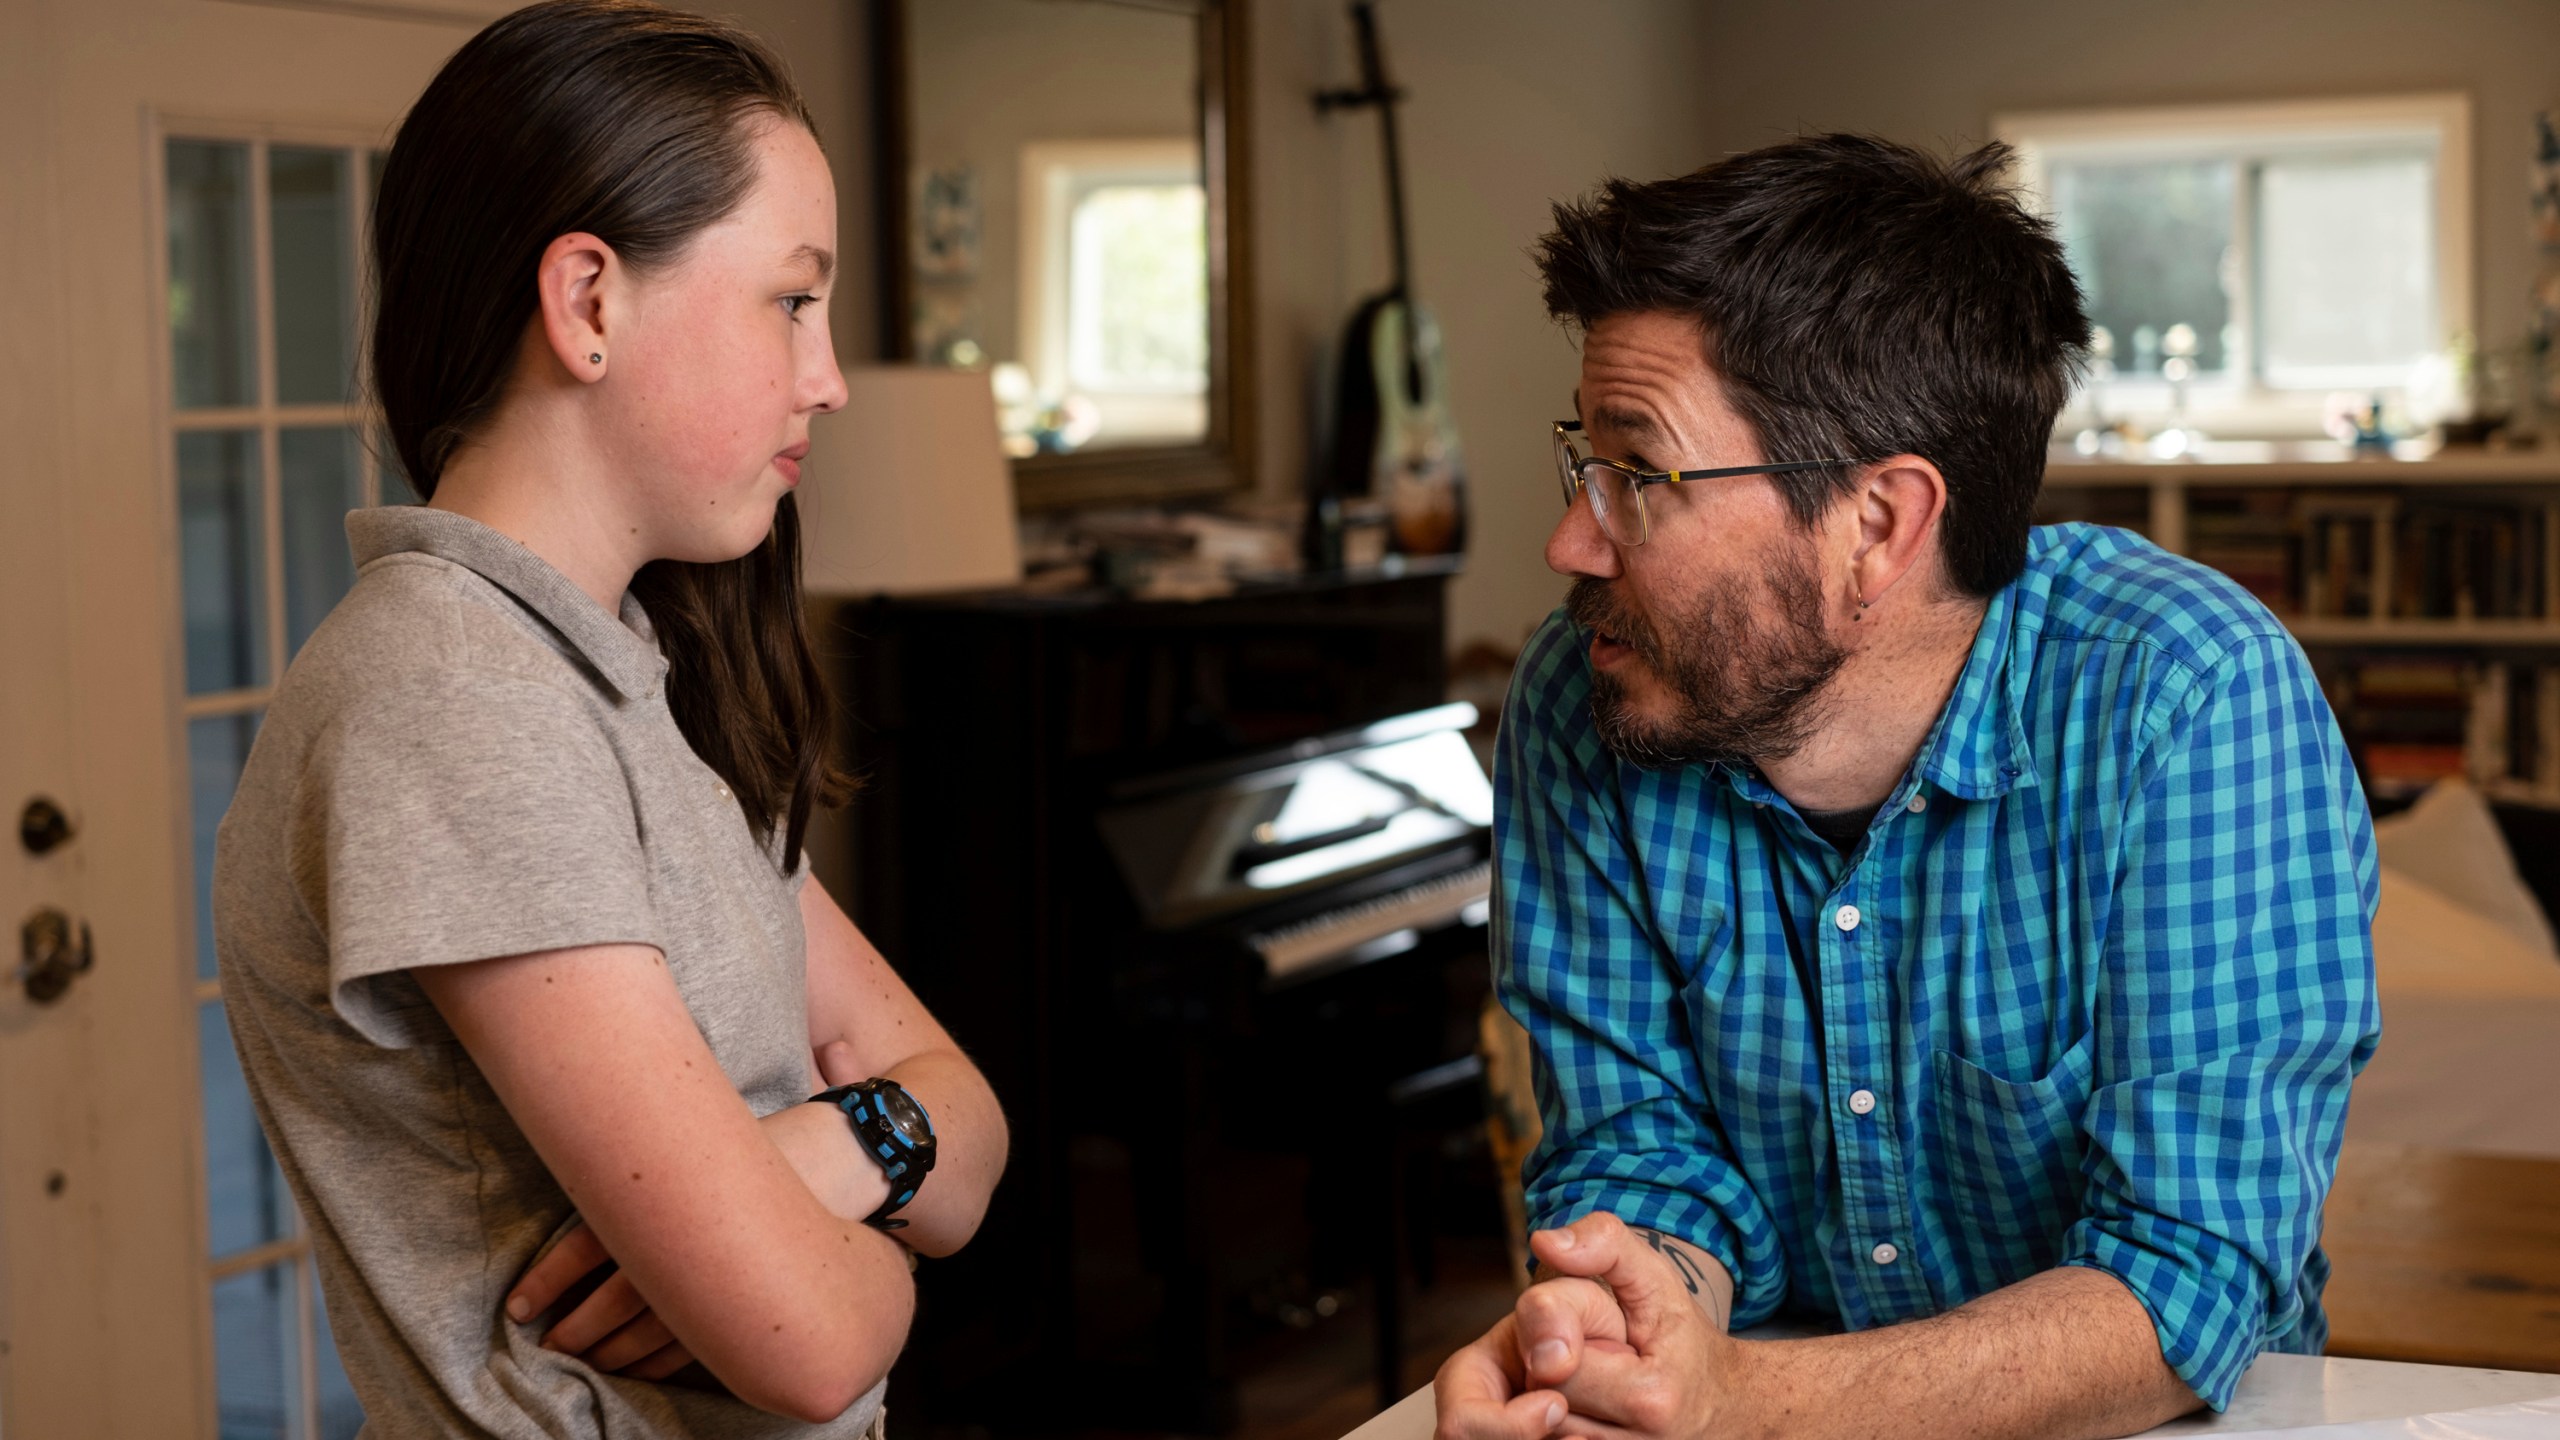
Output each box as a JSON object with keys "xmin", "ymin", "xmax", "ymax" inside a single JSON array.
[{"xmin": 1097, "ymin": 702, "xmax": 1494, "ymax": 931}]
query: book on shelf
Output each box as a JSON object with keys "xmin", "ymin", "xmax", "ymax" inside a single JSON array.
[
  {"xmin": 2180, "ymin": 490, "xmax": 2558, "ymax": 625},
  {"xmin": 2322, "ymin": 655, "xmax": 2560, "ymax": 805},
  {"xmin": 2463, "ymin": 660, "xmax": 2560, "ymax": 798},
  {"xmin": 2186, "ymin": 491, "xmax": 2296, "ymax": 617},
  {"xmin": 2331, "ymin": 656, "xmax": 2470, "ymax": 798},
  {"xmin": 2297, "ymin": 495, "xmax": 2394, "ymax": 620},
  {"xmin": 2390, "ymin": 501, "xmax": 2550, "ymax": 621}
]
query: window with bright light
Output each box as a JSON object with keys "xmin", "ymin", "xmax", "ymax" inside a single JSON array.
[
  {"xmin": 1020, "ymin": 138, "xmax": 1208, "ymax": 446},
  {"xmin": 2001, "ymin": 95, "xmax": 2471, "ymax": 434},
  {"xmin": 1067, "ymin": 181, "xmax": 1205, "ymax": 393}
]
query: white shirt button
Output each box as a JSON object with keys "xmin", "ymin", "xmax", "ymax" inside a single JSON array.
[
  {"xmin": 1848, "ymin": 1088, "xmax": 1877, "ymax": 1115},
  {"xmin": 1906, "ymin": 793, "xmax": 1927, "ymax": 813},
  {"xmin": 1871, "ymin": 1242, "xmax": 1899, "ymax": 1266},
  {"xmin": 1834, "ymin": 904, "xmax": 1861, "ymax": 932}
]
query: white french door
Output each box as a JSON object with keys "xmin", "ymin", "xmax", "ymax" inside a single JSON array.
[
  {"xmin": 165, "ymin": 120, "xmax": 408, "ymax": 1440},
  {"xmin": 0, "ymin": 2, "xmax": 479, "ymax": 1435}
]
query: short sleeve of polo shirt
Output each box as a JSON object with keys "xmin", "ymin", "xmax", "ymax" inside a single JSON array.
[{"xmin": 291, "ymin": 668, "xmax": 661, "ymax": 1048}]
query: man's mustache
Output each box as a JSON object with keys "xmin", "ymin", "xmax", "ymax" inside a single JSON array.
[{"xmin": 1566, "ymin": 579, "xmax": 1659, "ymax": 665}]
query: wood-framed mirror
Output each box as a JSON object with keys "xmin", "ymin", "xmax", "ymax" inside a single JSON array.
[{"xmin": 869, "ymin": 0, "xmax": 1254, "ymax": 510}]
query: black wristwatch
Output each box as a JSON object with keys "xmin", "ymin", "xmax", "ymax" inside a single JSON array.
[{"xmin": 812, "ymin": 1078, "xmax": 937, "ymax": 1228}]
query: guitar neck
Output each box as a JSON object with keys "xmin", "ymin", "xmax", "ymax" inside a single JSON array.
[{"xmin": 1349, "ymin": 1, "xmax": 1413, "ymax": 300}]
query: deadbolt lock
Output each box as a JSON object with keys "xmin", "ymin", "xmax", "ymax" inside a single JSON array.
[
  {"xmin": 19, "ymin": 798, "xmax": 73, "ymax": 856},
  {"xmin": 18, "ymin": 909, "xmax": 93, "ymax": 1005}
]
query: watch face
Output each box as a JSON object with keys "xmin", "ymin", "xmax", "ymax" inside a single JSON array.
[{"xmin": 880, "ymin": 1086, "xmax": 929, "ymax": 1143}]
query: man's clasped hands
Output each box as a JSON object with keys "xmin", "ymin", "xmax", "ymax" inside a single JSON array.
[{"xmin": 1436, "ymin": 1212, "xmax": 1767, "ymax": 1440}]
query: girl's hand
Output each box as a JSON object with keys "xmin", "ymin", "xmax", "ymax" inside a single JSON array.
[
  {"xmin": 506, "ymin": 1222, "xmax": 696, "ymax": 1379},
  {"xmin": 816, "ymin": 1038, "xmax": 862, "ymax": 1088},
  {"xmin": 505, "ymin": 1042, "xmax": 886, "ymax": 1377}
]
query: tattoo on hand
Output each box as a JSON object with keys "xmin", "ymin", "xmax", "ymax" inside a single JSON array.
[{"xmin": 1633, "ymin": 1226, "xmax": 1707, "ymax": 1296}]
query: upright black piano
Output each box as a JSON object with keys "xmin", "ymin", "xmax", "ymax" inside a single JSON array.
[{"xmin": 827, "ymin": 565, "xmax": 1494, "ymax": 1433}]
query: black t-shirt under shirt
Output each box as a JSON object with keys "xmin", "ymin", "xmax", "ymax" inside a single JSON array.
[{"xmin": 1798, "ymin": 802, "xmax": 1878, "ymax": 856}]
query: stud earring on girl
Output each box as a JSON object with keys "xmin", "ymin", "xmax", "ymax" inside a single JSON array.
[{"xmin": 588, "ymin": 353, "xmax": 602, "ymax": 364}]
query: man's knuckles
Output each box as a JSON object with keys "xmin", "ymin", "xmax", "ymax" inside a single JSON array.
[
  {"xmin": 1618, "ymin": 1377, "xmax": 1679, "ymax": 1436},
  {"xmin": 1531, "ymin": 1212, "xmax": 1648, "ymax": 1278},
  {"xmin": 1572, "ymin": 1211, "xmax": 1631, "ymax": 1246},
  {"xmin": 1517, "ymin": 1277, "xmax": 1625, "ymax": 1346},
  {"xmin": 1564, "ymin": 1359, "xmax": 1678, "ymax": 1436}
]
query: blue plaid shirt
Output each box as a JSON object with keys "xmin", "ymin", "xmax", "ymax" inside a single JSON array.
[{"xmin": 1495, "ymin": 523, "xmax": 2380, "ymax": 1410}]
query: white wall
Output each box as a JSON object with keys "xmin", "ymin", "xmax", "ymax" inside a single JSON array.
[
  {"xmin": 1253, "ymin": 0, "xmax": 1721, "ymax": 655},
  {"xmin": 711, "ymin": 0, "xmax": 876, "ymax": 366}
]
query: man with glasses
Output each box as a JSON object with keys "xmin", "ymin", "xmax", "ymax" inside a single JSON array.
[{"xmin": 1435, "ymin": 135, "xmax": 2377, "ymax": 1440}]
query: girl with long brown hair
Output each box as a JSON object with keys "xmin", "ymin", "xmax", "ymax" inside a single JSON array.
[{"xmin": 211, "ymin": 3, "xmax": 1005, "ymax": 1433}]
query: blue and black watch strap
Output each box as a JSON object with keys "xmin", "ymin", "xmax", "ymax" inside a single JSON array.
[{"xmin": 813, "ymin": 1078, "xmax": 938, "ymax": 1229}]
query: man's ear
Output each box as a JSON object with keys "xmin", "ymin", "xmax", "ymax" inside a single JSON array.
[
  {"xmin": 533, "ymin": 231, "xmax": 618, "ymax": 384},
  {"xmin": 1844, "ymin": 454, "xmax": 1948, "ymax": 617}
]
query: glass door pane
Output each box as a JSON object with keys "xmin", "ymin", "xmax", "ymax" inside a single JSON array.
[
  {"xmin": 269, "ymin": 148, "xmax": 352, "ymax": 405},
  {"xmin": 312, "ymin": 1271, "xmax": 363, "ymax": 1440},
  {"xmin": 168, "ymin": 140, "xmax": 257, "ymax": 410},
  {"xmin": 213, "ymin": 1265, "xmax": 305, "ymax": 1440},
  {"xmin": 188, "ymin": 712, "xmax": 260, "ymax": 980},
  {"xmin": 172, "ymin": 132, "xmax": 375, "ymax": 1440},
  {"xmin": 281, "ymin": 427, "xmax": 363, "ymax": 654},
  {"xmin": 180, "ymin": 430, "xmax": 268, "ymax": 694},
  {"xmin": 201, "ymin": 1001, "xmax": 294, "ymax": 1258}
]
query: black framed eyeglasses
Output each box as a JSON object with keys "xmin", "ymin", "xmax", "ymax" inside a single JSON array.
[{"xmin": 1553, "ymin": 420, "xmax": 1859, "ymax": 546}]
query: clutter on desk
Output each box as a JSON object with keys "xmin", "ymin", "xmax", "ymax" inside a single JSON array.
[{"xmin": 1018, "ymin": 499, "xmax": 1410, "ymax": 600}]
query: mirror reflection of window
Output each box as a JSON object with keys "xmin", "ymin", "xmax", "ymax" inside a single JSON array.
[
  {"xmin": 903, "ymin": 0, "xmax": 1209, "ymax": 456},
  {"xmin": 1020, "ymin": 139, "xmax": 1206, "ymax": 450}
]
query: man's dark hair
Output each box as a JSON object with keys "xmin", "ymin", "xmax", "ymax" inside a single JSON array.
[{"xmin": 1535, "ymin": 133, "xmax": 2090, "ymax": 597}]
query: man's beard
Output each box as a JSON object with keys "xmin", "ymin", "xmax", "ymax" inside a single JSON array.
[{"xmin": 1567, "ymin": 541, "xmax": 1848, "ymax": 769}]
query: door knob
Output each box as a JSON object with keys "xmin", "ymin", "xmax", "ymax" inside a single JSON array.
[
  {"xmin": 19, "ymin": 798, "xmax": 74, "ymax": 856},
  {"xmin": 18, "ymin": 908, "xmax": 93, "ymax": 1005}
]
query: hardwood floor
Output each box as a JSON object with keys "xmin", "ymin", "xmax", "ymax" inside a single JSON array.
[{"xmin": 1230, "ymin": 1237, "xmax": 1518, "ymax": 1440}]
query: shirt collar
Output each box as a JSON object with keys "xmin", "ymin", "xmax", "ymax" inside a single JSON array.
[
  {"xmin": 346, "ymin": 505, "xmax": 669, "ymax": 701},
  {"xmin": 1910, "ymin": 574, "xmax": 2038, "ymax": 801}
]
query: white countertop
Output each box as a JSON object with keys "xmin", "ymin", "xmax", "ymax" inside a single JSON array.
[{"xmin": 1342, "ymin": 1353, "xmax": 2560, "ymax": 1440}]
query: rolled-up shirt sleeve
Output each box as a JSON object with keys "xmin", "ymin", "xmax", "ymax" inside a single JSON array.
[
  {"xmin": 1493, "ymin": 617, "xmax": 1788, "ymax": 1324},
  {"xmin": 2062, "ymin": 633, "xmax": 2380, "ymax": 1409}
]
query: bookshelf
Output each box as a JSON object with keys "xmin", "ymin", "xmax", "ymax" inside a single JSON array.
[{"xmin": 2039, "ymin": 443, "xmax": 2560, "ymax": 805}]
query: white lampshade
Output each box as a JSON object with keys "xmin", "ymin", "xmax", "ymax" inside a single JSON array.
[{"xmin": 798, "ymin": 366, "xmax": 1023, "ymax": 595}]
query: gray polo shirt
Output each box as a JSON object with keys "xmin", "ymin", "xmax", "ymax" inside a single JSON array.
[{"xmin": 213, "ymin": 505, "xmax": 886, "ymax": 1439}]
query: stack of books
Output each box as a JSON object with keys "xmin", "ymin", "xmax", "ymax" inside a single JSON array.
[
  {"xmin": 2389, "ymin": 502, "xmax": 2551, "ymax": 621},
  {"xmin": 2330, "ymin": 657, "xmax": 2473, "ymax": 798},
  {"xmin": 2174, "ymin": 491, "xmax": 2557, "ymax": 623},
  {"xmin": 2187, "ymin": 492, "xmax": 2298, "ymax": 617}
]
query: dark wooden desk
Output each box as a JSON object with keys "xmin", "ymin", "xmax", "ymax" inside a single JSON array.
[{"xmin": 2322, "ymin": 1142, "xmax": 2560, "ymax": 1372}]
